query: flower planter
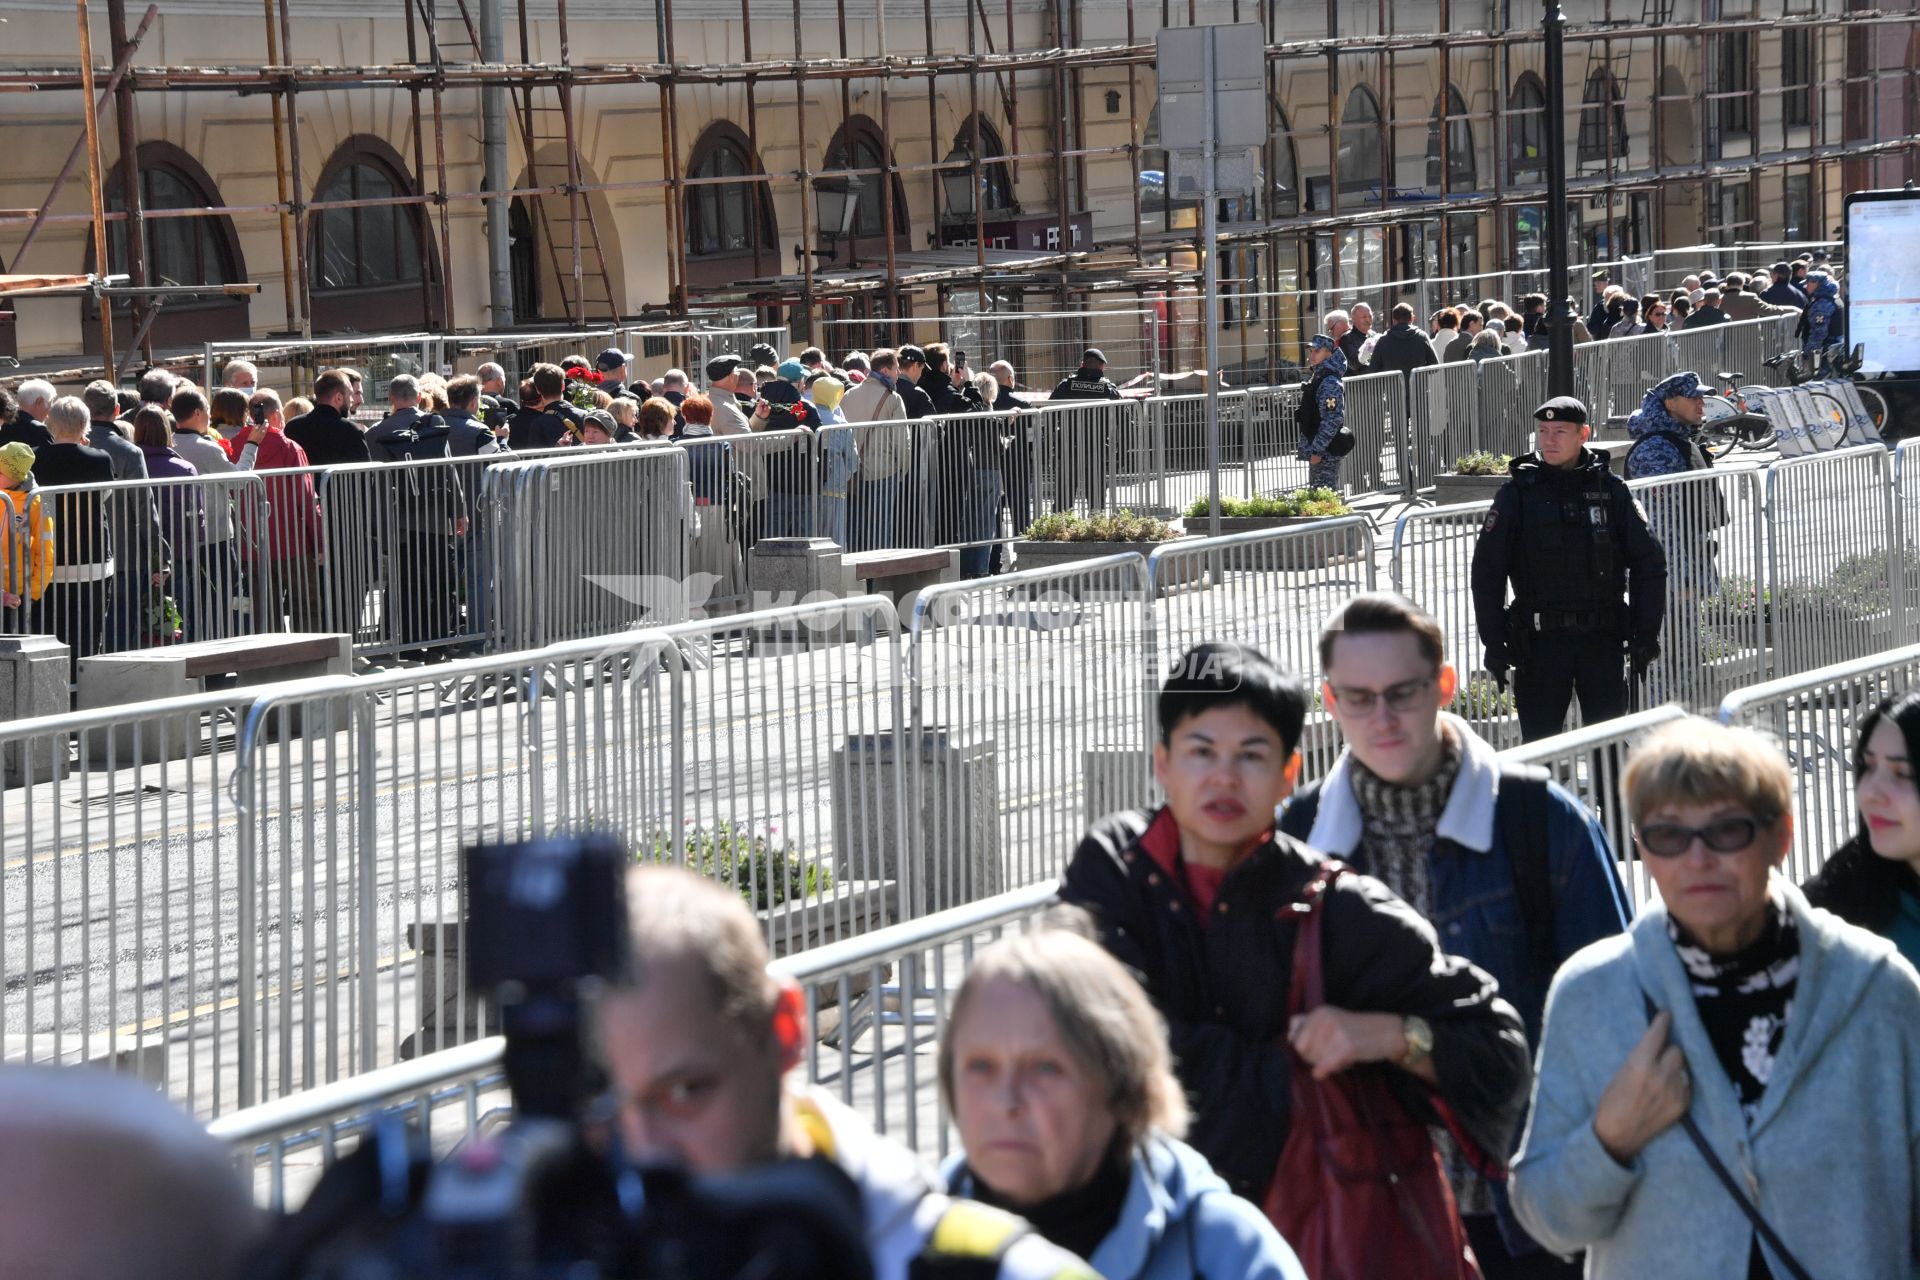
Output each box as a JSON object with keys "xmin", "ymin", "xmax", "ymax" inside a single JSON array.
[
  {"xmin": 1430, "ymin": 472, "xmax": 1509, "ymax": 509},
  {"xmin": 758, "ymin": 877, "xmax": 894, "ymax": 960}
]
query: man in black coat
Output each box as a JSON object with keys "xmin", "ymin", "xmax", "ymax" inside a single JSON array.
[
  {"xmin": 1682, "ymin": 287, "xmax": 1730, "ymax": 329},
  {"xmin": 1760, "ymin": 261, "xmax": 1810, "ymax": 311},
  {"xmin": 1370, "ymin": 302, "xmax": 1439, "ymax": 377},
  {"xmin": 367, "ymin": 374, "xmax": 468, "ymax": 654},
  {"xmin": 893, "ymin": 345, "xmax": 939, "ymax": 420},
  {"xmin": 285, "ymin": 370, "xmax": 372, "ymax": 466},
  {"xmin": 30, "ymin": 395, "xmax": 118, "ymax": 673},
  {"xmin": 81, "ymin": 379, "xmax": 167, "ymax": 650},
  {"xmin": 1046, "ymin": 348, "xmax": 1122, "ymax": 510},
  {"xmin": 1060, "ymin": 642, "xmax": 1531, "ymax": 1206},
  {"xmin": 0, "ymin": 380, "xmax": 55, "ymax": 451},
  {"xmin": 507, "ymin": 363, "xmax": 572, "ymax": 451}
]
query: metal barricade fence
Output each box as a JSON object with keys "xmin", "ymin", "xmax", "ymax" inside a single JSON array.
[
  {"xmin": 1146, "ymin": 519, "xmax": 1377, "ymax": 780},
  {"xmin": 908, "ymin": 555, "xmax": 1153, "ymax": 910},
  {"xmin": 1022, "ymin": 399, "xmax": 1151, "ymax": 518},
  {"xmin": 483, "ymin": 446, "xmax": 693, "ymax": 651},
  {"xmin": 29, "ymin": 471, "xmax": 282, "ymax": 672},
  {"xmin": 1142, "ymin": 391, "xmax": 1246, "ymax": 515},
  {"xmin": 1897, "ymin": 441, "xmax": 1920, "ymax": 574},
  {"xmin": 1628, "ymin": 467, "xmax": 1768, "ymax": 713},
  {"xmin": 627, "ymin": 326, "xmax": 789, "ymax": 383},
  {"xmin": 213, "ymin": 881, "xmax": 1060, "ymax": 1208},
  {"xmin": 1500, "ymin": 707, "xmax": 1691, "ymax": 904},
  {"xmin": 1391, "ymin": 500, "xmax": 1521, "ymax": 745},
  {"xmin": 1408, "ymin": 360, "xmax": 1481, "ymax": 488},
  {"xmin": 1718, "ymin": 644, "xmax": 1920, "ymax": 883},
  {"xmin": 1578, "ymin": 328, "xmax": 1674, "ymax": 425},
  {"xmin": 1472, "ymin": 349, "xmax": 1549, "ymax": 461},
  {"xmin": 1339, "ymin": 369, "xmax": 1409, "ymax": 496},
  {"xmin": 229, "ymin": 597, "xmax": 910, "ymax": 1107},
  {"xmin": 1765, "ymin": 445, "xmax": 1903, "ymax": 680},
  {"xmin": 1, "ymin": 689, "xmax": 263, "ymax": 1119},
  {"xmin": 202, "ymin": 336, "xmax": 435, "ymax": 397},
  {"xmin": 1245, "ymin": 384, "xmax": 1304, "ymax": 496}
]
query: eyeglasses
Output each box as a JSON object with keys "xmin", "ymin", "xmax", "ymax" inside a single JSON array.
[
  {"xmin": 1330, "ymin": 675, "xmax": 1435, "ymax": 717},
  {"xmin": 1634, "ymin": 815, "xmax": 1773, "ymax": 858}
]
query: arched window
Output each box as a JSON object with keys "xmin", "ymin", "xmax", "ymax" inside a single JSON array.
[
  {"xmin": 85, "ymin": 142, "xmax": 248, "ymax": 351},
  {"xmin": 1508, "ymin": 74, "xmax": 1548, "ymax": 185},
  {"xmin": 1269, "ymin": 99, "xmax": 1300, "ymax": 217},
  {"xmin": 685, "ymin": 123, "xmax": 778, "ymax": 261},
  {"xmin": 1337, "ymin": 86, "xmax": 1384, "ymax": 196},
  {"xmin": 823, "ymin": 117, "xmax": 909, "ymax": 242},
  {"xmin": 1425, "ymin": 86, "xmax": 1476, "ymax": 193},
  {"xmin": 1577, "ymin": 69, "xmax": 1629, "ymax": 164},
  {"xmin": 951, "ymin": 117, "xmax": 1016, "ymax": 216},
  {"xmin": 309, "ymin": 136, "xmax": 436, "ymax": 332}
]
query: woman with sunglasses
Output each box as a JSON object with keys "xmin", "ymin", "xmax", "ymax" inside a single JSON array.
[
  {"xmin": 1511, "ymin": 718, "xmax": 1920, "ymax": 1280},
  {"xmin": 1805, "ymin": 691, "xmax": 1920, "ymax": 968}
]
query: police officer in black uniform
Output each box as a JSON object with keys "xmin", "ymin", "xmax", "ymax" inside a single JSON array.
[
  {"xmin": 1046, "ymin": 348, "xmax": 1122, "ymax": 509},
  {"xmin": 1471, "ymin": 395, "xmax": 1668, "ymax": 742}
]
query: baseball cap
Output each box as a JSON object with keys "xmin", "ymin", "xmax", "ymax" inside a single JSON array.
[
  {"xmin": 595, "ymin": 347, "xmax": 631, "ymax": 372},
  {"xmin": 898, "ymin": 345, "xmax": 927, "ymax": 366}
]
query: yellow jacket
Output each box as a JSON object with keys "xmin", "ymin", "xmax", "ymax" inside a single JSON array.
[{"xmin": 0, "ymin": 486, "xmax": 54, "ymax": 602}]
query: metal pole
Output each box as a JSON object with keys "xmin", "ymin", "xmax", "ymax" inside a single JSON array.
[
  {"xmin": 107, "ymin": 0, "xmax": 151, "ymax": 365},
  {"xmin": 1202, "ymin": 33, "xmax": 1222, "ymax": 540},
  {"xmin": 276, "ymin": 0, "xmax": 311, "ymax": 339},
  {"xmin": 1543, "ymin": 0, "xmax": 1575, "ymax": 398},
  {"xmin": 481, "ymin": 0, "xmax": 514, "ymax": 327},
  {"xmin": 76, "ymin": 0, "xmax": 116, "ymax": 380}
]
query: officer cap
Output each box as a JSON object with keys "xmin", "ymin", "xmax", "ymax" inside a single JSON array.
[
  {"xmin": 1081, "ymin": 348, "xmax": 1107, "ymax": 365},
  {"xmin": 1533, "ymin": 396, "xmax": 1589, "ymax": 424},
  {"xmin": 1651, "ymin": 370, "xmax": 1704, "ymax": 401},
  {"xmin": 1592, "ymin": 269, "xmax": 1610, "ymax": 282},
  {"xmin": 1308, "ymin": 334, "xmax": 1337, "ymax": 352}
]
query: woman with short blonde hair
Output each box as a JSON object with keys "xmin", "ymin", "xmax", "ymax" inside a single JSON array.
[
  {"xmin": 1513, "ymin": 716, "xmax": 1920, "ymax": 1280},
  {"xmin": 939, "ymin": 918, "xmax": 1304, "ymax": 1279}
]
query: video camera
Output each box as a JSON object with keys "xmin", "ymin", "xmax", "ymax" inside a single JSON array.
[{"xmin": 254, "ymin": 835, "xmax": 873, "ymax": 1280}]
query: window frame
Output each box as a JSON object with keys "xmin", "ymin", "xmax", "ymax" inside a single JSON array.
[{"xmin": 1508, "ymin": 73, "xmax": 1549, "ymax": 187}]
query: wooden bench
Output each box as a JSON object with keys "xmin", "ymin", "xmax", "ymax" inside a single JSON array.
[
  {"xmin": 76, "ymin": 633, "xmax": 352, "ymax": 760},
  {"xmin": 844, "ymin": 548, "xmax": 959, "ymax": 612}
]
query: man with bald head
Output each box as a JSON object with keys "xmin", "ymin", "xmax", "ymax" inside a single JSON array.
[{"xmin": 0, "ymin": 1066, "xmax": 259, "ymax": 1279}]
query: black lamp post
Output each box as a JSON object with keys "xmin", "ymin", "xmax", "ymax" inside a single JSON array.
[
  {"xmin": 941, "ymin": 144, "xmax": 977, "ymax": 223},
  {"xmin": 1543, "ymin": 0, "xmax": 1575, "ymax": 397},
  {"xmin": 801, "ymin": 172, "xmax": 863, "ymax": 268}
]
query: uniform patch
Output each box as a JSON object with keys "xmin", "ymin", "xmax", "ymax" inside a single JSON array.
[
  {"xmin": 1482, "ymin": 509, "xmax": 1498, "ymax": 532},
  {"xmin": 1325, "ymin": 396, "xmax": 1339, "ymax": 409}
]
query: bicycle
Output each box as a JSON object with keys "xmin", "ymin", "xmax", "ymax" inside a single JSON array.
[
  {"xmin": 1775, "ymin": 343, "xmax": 1890, "ymax": 438},
  {"xmin": 1698, "ymin": 369, "xmax": 1779, "ymax": 458}
]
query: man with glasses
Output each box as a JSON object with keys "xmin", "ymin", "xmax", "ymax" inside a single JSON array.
[
  {"xmin": 1277, "ymin": 592, "xmax": 1630, "ymax": 1280},
  {"xmin": 1470, "ymin": 396, "xmax": 1667, "ymax": 743}
]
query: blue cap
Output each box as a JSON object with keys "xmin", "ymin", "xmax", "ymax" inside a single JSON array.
[
  {"xmin": 776, "ymin": 358, "xmax": 807, "ymax": 383},
  {"xmin": 1308, "ymin": 334, "xmax": 1337, "ymax": 352},
  {"xmin": 595, "ymin": 347, "xmax": 632, "ymax": 371},
  {"xmin": 1651, "ymin": 371, "xmax": 1703, "ymax": 401}
]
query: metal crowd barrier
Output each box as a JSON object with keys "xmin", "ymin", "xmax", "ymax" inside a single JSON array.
[
  {"xmin": 1764, "ymin": 445, "xmax": 1903, "ymax": 679},
  {"xmin": 1146, "ymin": 519, "xmax": 1377, "ymax": 780},
  {"xmin": 1718, "ymin": 644, "xmax": 1920, "ymax": 883},
  {"xmin": 1408, "ymin": 359, "xmax": 1480, "ymax": 490},
  {"xmin": 908, "ymin": 555, "xmax": 1153, "ymax": 909}
]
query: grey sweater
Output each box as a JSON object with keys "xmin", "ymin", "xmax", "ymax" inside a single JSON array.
[{"xmin": 1511, "ymin": 878, "xmax": 1920, "ymax": 1279}]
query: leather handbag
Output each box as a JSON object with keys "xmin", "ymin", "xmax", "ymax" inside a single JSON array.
[{"xmin": 1261, "ymin": 863, "xmax": 1482, "ymax": 1280}]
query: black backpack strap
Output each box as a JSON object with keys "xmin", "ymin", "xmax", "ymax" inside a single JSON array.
[
  {"xmin": 1497, "ymin": 764, "xmax": 1558, "ymax": 981},
  {"xmin": 1275, "ymin": 779, "xmax": 1323, "ymax": 844}
]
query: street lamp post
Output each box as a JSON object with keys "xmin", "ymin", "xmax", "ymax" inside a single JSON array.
[
  {"xmin": 1543, "ymin": 0, "xmax": 1576, "ymax": 397},
  {"xmin": 807, "ymin": 172, "xmax": 864, "ymax": 268},
  {"xmin": 941, "ymin": 145, "xmax": 977, "ymax": 224}
]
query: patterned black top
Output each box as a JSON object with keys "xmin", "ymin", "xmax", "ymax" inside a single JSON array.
[{"xmin": 1669, "ymin": 898, "xmax": 1801, "ymax": 1127}]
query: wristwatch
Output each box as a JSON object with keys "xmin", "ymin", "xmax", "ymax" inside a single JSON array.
[{"xmin": 1401, "ymin": 1015, "xmax": 1435, "ymax": 1067}]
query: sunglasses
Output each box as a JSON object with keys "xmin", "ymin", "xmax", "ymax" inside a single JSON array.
[{"xmin": 1634, "ymin": 815, "xmax": 1772, "ymax": 858}]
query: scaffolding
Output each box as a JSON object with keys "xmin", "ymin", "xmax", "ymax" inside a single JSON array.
[{"xmin": 0, "ymin": 0, "xmax": 1914, "ymax": 380}]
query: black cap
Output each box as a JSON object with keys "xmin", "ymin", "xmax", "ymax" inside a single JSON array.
[
  {"xmin": 705, "ymin": 354, "xmax": 742, "ymax": 382},
  {"xmin": 1082, "ymin": 348, "xmax": 1107, "ymax": 365},
  {"xmin": 898, "ymin": 345, "xmax": 927, "ymax": 365},
  {"xmin": 748, "ymin": 342, "xmax": 781, "ymax": 366},
  {"xmin": 1534, "ymin": 395, "xmax": 1590, "ymax": 425}
]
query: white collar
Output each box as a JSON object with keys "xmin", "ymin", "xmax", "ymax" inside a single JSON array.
[{"xmin": 1298, "ymin": 712, "xmax": 1502, "ymax": 856}]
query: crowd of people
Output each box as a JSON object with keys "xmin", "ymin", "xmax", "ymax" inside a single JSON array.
[{"xmin": 26, "ymin": 591, "xmax": 1919, "ymax": 1280}]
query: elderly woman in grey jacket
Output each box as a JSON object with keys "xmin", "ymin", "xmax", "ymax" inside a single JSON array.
[{"xmin": 1512, "ymin": 717, "xmax": 1920, "ymax": 1280}]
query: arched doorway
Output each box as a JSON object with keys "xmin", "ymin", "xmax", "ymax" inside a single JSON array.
[
  {"xmin": 1337, "ymin": 85, "xmax": 1385, "ymax": 199},
  {"xmin": 822, "ymin": 116, "xmax": 910, "ymax": 263},
  {"xmin": 683, "ymin": 121, "xmax": 779, "ymax": 292},
  {"xmin": 510, "ymin": 149, "xmax": 627, "ymax": 322},
  {"xmin": 308, "ymin": 135, "xmax": 441, "ymax": 334},
  {"xmin": 82, "ymin": 141, "xmax": 249, "ymax": 353}
]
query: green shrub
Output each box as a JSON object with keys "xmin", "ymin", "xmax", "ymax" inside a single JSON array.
[
  {"xmin": 1453, "ymin": 672, "xmax": 1516, "ymax": 718},
  {"xmin": 642, "ymin": 824, "xmax": 831, "ymax": 912},
  {"xmin": 1022, "ymin": 509, "xmax": 1181, "ymax": 543},
  {"xmin": 1182, "ymin": 487, "xmax": 1352, "ymax": 519},
  {"xmin": 1450, "ymin": 451, "xmax": 1512, "ymax": 477}
]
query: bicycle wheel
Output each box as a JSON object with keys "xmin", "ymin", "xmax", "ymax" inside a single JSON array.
[
  {"xmin": 1698, "ymin": 396, "xmax": 1741, "ymax": 457},
  {"xmin": 1855, "ymin": 384, "xmax": 1889, "ymax": 434},
  {"xmin": 1804, "ymin": 390, "xmax": 1853, "ymax": 451}
]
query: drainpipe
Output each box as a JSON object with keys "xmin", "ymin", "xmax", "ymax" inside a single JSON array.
[{"xmin": 481, "ymin": 0, "xmax": 514, "ymax": 327}]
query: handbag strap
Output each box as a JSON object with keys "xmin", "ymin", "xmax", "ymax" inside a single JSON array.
[
  {"xmin": 1284, "ymin": 861, "xmax": 1345, "ymax": 1016},
  {"xmin": 1639, "ymin": 993, "xmax": 1814, "ymax": 1280}
]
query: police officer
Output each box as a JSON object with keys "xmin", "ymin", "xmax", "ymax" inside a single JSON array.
[
  {"xmin": 1047, "ymin": 348, "xmax": 1121, "ymax": 509},
  {"xmin": 1471, "ymin": 395, "xmax": 1668, "ymax": 742},
  {"xmin": 1293, "ymin": 334, "xmax": 1348, "ymax": 491}
]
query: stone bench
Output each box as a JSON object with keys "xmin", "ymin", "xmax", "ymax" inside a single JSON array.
[
  {"xmin": 3, "ymin": 1032, "xmax": 167, "ymax": 1087},
  {"xmin": 77, "ymin": 632, "xmax": 353, "ymax": 760},
  {"xmin": 844, "ymin": 548, "xmax": 960, "ymax": 615},
  {"xmin": 749, "ymin": 539, "xmax": 959, "ymax": 646}
]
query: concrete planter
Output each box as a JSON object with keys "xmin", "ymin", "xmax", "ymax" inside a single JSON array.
[
  {"xmin": 1704, "ymin": 647, "xmax": 1769, "ymax": 703},
  {"xmin": 1012, "ymin": 537, "xmax": 1200, "ymax": 594},
  {"xmin": 759, "ymin": 877, "xmax": 895, "ymax": 960},
  {"xmin": 1430, "ymin": 473, "xmax": 1509, "ymax": 508}
]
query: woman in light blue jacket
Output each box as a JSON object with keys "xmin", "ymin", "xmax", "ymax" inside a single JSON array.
[
  {"xmin": 938, "ymin": 920, "xmax": 1306, "ymax": 1280},
  {"xmin": 1513, "ymin": 717, "xmax": 1920, "ymax": 1280}
]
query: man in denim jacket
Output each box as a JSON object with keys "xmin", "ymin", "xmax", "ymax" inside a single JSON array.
[{"xmin": 1277, "ymin": 592, "xmax": 1631, "ymax": 1280}]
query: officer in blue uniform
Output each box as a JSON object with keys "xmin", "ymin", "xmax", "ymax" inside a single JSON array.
[
  {"xmin": 1471, "ymin": 395, "xmax": 1668, "ymax": 742},
  {"xmin": 1293, "ymin": 334, "xmax": 1348, "ymax": 491},
  {"xmin": 1800, "ymin": 271, "xmax": 1843, "ymax": 355}
]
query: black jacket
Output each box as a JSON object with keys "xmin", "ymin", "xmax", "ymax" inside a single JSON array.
[
  {"xmin": 918, "ymin": 365, "xmax": 983, "ymax": 416},
  {"xmin": 1337, "ymin": 327, "xmax": 1370, "ymax": 373},
  {"xmin": 1048, "ymin": 366, "xmax": 1121, "ymax": 402},
  {"xmin": 1760, "ymin": 279, "xmax": 1810, "ymax": 310},
  {"xmin": 1369, "ymin": 322, "xmax": 1440, "ymax": 377},
  {"xmin": 1470, "ymin": 448, "xmax": 1667, "ymax": 653},
  {"xmin": 1060, "ymin": 807, "xmax": 1532, "ymax": 1200},
  {"xmin": 285, "ymin": 403, "xmax": 372, "ymax": 467},
  {"xmin": 1804, "ymin": 834, "xmax": 1920, "ymax": 935},
  {"xmin": 31, "ymin": 441, "xmax": 116, "ymax": 567},
  {"xmin": 440, "ymin": 409, "xmax": 500, "ymax": 458},
  {"xmin": 0, "ymin": 414, "xmax": 53, "ymax": 451},
  {"xmin": 1683, "ymin": 305, "xmax": 1730, "ymax": 329},
  {"xmin": 508, "ymin": 404, "xmax": 571, "ymax": 451},
  {"xmin": 895, "ymin": 378, "xmax": 938, "ymax": 421}
]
